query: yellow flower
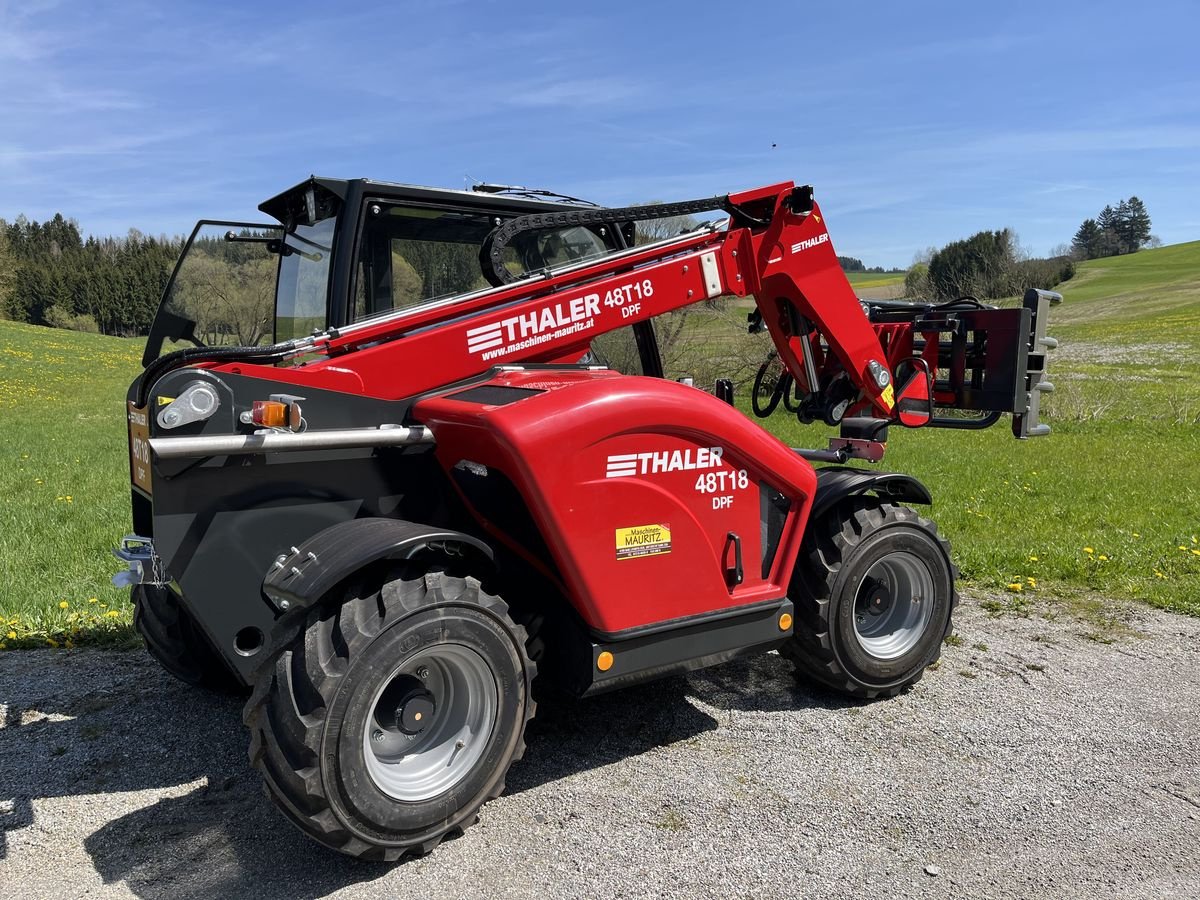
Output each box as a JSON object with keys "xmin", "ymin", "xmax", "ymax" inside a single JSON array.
[
  {"xmin": 1132, "ymin": 533, "xmax": 1140, "ymax": 538},
  {"xmin": 1181, "ymin": 546, "xmax": 1190, "ymax": 551},
  {"xmin": 58, "ymin": 600, "xmax": 69, "ymax": 609},
  {"xmin": 1026, "ymin": 577, "xmax": 1037, "ymax": 586},
  {"xmin": 1084, "ymin": 547, "xmax": 1095, "ymax": 554},
  {"xmin": 1154, "ymin": 570, "xmax": 1166, "ymax": 579},
  {"xmin": 1192, "ymin": 549, "xmax": 1200, "ymax": 557},
  {"xmin": 5, "ymin": 630, "xmax": 15, "ymax": 640},
  {"xmin": 1098, "ymin": 554, "xmax": 1109, "ymax": 561},
  {"xmin": 88, "ymin": 597, "xmax": 98, "ymax": 604},
  {"xmin": 1007, "ymin": 582, "xmax": 1023, "ymax": 591},
  {"xmin": 1028, "ymin": 555, "xmax": 1039, "ymax": 562},
  {"xmin": 104, "ymin": 610, "xmax": 119, "ymax": 618}
]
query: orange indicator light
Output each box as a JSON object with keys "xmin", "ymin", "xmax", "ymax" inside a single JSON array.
[
  {"xmin": 597, "ymin": 651, "xmax": 614, "ymax": 672},
  {"xmin": 779, "ymin": 613, "xmax": 793, "ymax": 631},
  {"xmin": 252, "ymin": 400, "xmax": 288, "ymax": 428}
]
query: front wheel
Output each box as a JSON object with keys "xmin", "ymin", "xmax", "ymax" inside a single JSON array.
[
  {"xmin": 782, "ymin": 500, "xmax": 956, "ymax": 699},
  {"xmin": 243, "ymin": 566, "xmax": 537, "ymax": 860}
]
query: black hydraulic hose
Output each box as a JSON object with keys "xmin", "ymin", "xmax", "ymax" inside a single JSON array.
[{"xmin": 135, "ymin": 341, "xmax": 299, "ymax": 407}]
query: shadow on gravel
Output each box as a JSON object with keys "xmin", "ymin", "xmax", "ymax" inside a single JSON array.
[{"xmin": 2, "ymin": 648, "xmax": 841, "ymax": 897}]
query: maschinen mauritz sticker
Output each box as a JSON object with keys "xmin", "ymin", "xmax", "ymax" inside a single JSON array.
[{"xmin": 615, "ymin": 524, "xmax": 671, "ymax": 560}]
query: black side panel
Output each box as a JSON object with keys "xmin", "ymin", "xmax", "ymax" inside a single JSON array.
[
  {"xmin": 447, "ymin": 385, "xmax": 544, "ymax": 406},
  {"xmin": 810, "ymin": 467, "xmax": 933, "ymax": 523},
  {"xmin": 263, "ymin": 518, "xmax": 492, "ymax": 610},
  {"xmin": 565, "ymin": 599, "xmax": 793, "ymax": 697}
]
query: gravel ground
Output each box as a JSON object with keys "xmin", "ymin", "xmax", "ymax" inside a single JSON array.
[{"xmin": 2, "ymin": 594, "xmax": 1199, "ymax": 900}]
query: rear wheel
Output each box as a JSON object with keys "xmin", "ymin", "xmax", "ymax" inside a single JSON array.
[
  {"xmin": 782, "ymin": 500, "xmax": 956, "ymax": 699},
  {"xmin": 132, "ymin": 583, "xmax": 242, "ymax": 694},
  {"xmin": 243, "ymin": 565, "xmax": 537, "ymax": 860}
]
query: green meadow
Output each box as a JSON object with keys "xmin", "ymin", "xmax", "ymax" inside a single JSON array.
[{"xmin": 1, "ymin": 240, "xmax": 1197, "ymax": 648}]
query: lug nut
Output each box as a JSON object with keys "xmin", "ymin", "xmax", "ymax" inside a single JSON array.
[
  {"xmin": 372, "ymin": 730, "xmax": 385, "ymax": 743},
  {"xmin": 416, "ymin": 666, "xmax": 430, "ymax": 680}
]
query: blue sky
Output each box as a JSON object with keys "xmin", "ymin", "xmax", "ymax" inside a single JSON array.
[{"xmin": 2, "ymin": 0, "xmax": 1198, "ymax": 267}]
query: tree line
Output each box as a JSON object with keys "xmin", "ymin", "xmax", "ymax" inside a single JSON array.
[
  {"xmin": 837, "ymin": 256, "xmax": 903, "ymax": 274},
  {"xmin": 0, "ymin": 214, "xmax": 181, "ymax": 335}
]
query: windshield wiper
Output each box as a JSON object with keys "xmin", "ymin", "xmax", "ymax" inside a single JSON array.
[{"xmin": 225, "ymin": 230, "xmax": 325, "ymax": 263}]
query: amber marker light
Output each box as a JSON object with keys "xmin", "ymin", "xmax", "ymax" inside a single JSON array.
[
  {"xmin": 252, "ymin": 400, "xmax": 288, "ymax": 428},
  {"xmin": 779, "ymin": 613, "xmax": 793, "ymax": 631},
  {"xmin": 596, "ymin": 651, "xmax": 614, "ymax": 672}
]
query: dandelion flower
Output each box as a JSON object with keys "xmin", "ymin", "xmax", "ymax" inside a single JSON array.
[
  {"xmin": 1084, "ymin": 547, "xmax": 1095, "ymax": 554},
  {"xmin": 58, "ymin": 600, "xmax": 69, "ymax": 609},
  {"xmin": 1098, "ymin": 554, "xmax": 1109, "ymax": 561},
  {"xmin": 1154, "ymin": 570, "xmax": 1166, "ymax": 579},
  {"xmin": 1029, "ymin": 555, "xmax": 1039, "ymax": 562},
  {"xmin": 5, "ymin": 631, "xmax": 15, "ymax": 640},
  {"xmin": 1027, "ymin": 577, "xmax": 1037, "ymax": 586},
  {"xmin": 1008, "ymin": 582, "xmax": 1023, "ymax": 591},
  {"xmin": 104, "ymin": 610, "xmax": 119, "ymax": 618},
  {"xmin": 88, "ymin": 597, "xmax": 98, "ymax": 604},
  {"xmin": 1181, "ymin": 546, "xmax": 1190, "ymax": 552},
  {"xmin": 1132, "ymin": 533, "xmax": 1141, "ymax": 538}
]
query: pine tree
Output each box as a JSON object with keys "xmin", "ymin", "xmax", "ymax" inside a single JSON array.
[
  {"xmin": 1071, "ymin": 219, "xmax": 1101, "ymax": 260},
  {"xmin": 1124, "ymin": 197, "xmax": 1152, "ymax": 251}
]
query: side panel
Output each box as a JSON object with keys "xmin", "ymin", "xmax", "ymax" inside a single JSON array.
[{"xmin": 414, "ymin": 370, "xmax": 817, "ymax": 635}]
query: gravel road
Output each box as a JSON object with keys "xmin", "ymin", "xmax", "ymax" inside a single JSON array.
[{"xmin": 2, "ymin": 593, "xmax": 1199, "ymax": 899}]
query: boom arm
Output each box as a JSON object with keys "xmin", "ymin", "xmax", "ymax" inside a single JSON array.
[{"xmin": 144, "ymin": 181, "xmax": 1056, "ymax": 447}]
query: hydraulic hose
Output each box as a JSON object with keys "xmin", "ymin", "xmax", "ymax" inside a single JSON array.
[{"xmin": 135, "ymin": 340, "xmax": 303, "ymax": 408}]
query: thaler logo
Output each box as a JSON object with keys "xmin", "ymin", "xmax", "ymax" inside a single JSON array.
[
  {"xmin": 466, "ymin": 293, "xmax": 600, "ymax": 355},
  {"xmin": 790, "ymin": 232, "xmax": 830, "ymax": 255},
  {"xmin": 606, "ymin": 446, "xmax": 724, "ymax": 478}
]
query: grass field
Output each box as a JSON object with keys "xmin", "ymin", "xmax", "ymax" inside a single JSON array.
[
  {"xmin": 845, "ymin": 271, "xmax": 905, "ymax": 288},
  {"xmin": 0, "ymin": 323, "xmax": 142, "ymax": 648},
  {"xmin": 1, "ymin": 241, "xmax": 1197, "ymax": 648}
]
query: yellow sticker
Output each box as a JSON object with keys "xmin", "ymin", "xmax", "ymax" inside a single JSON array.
[
  {"xmin": 157, "ymin": 395, "xmax": 175, "ymax": 406},
  {"xmin": 880, "ymin": 383, "xmax": 895, "ymax": 410},
  {"xmin": 615, "ymin": 524, "xmax": 672, "ymax": 560}
]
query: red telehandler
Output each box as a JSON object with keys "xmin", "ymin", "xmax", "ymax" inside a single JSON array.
[{"xmin": 113, "ymin": 177, "xmax": 1058, "ymax": 859}]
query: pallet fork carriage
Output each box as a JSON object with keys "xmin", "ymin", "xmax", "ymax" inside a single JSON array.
[{"xmin": 114, "ymin": 176, "xmax": 1058, "ymax": 859}]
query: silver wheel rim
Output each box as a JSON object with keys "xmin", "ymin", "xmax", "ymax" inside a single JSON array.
[
  {"xmin": 852, "ymin": 551, "xmax": 935, "ymax": 660},
  {"xmin": 362, "ymin": 643, "xmax": 498, "ymax": 802}
]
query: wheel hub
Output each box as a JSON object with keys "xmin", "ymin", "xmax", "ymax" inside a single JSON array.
[
  {"xmin": 862, "ymin": 577, "xmax": 893, "ymax": 616},
  {"xmin": 394, "ymin": 685, "xmax": 436, "ymax": 735}
]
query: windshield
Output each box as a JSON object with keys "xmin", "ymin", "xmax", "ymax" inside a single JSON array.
[
  {"xmin": 141, "ymin": 203, "xmax": 339, "ymax": 366},
  {"xmin": 275, "ymin": 216, "xmax": 335, "ymax": 341},
  {"xmin": 141, "ymin": 221, "xmax": 282, "ymax": 366}
]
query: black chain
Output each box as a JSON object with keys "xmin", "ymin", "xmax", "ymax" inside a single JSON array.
[{"xmin": 479, "ymin": 194, "xmax": 763, "ymax": 287}]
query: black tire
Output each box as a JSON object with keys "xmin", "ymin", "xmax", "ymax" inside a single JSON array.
[
  {"xmin": 752, "ymin": 354, "xmax": 784, "ymax": 417},
  {"xmin": 782, "ymin": 500, "xmax": 957, "ymax": 699},
  {"xmin": 132, "ymin": 583, "xmax": 243, "ymax": 694},
  {"xmin": 243, "ymin": 565, "xmax": 537, "ymax": 861}
]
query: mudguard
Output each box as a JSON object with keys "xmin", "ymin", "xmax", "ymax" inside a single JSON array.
[
  {"xmin": 810, "ymin": 467, "xmax": 932, "ymax": 523},
  {"xmin": 262, "ymin": 518, "xmax": 493, "ymax": 612}
]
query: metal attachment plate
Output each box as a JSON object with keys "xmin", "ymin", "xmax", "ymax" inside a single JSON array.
[{"xmin": 699, "ymin": 251, "xmax": 722, "ymax": 299}]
